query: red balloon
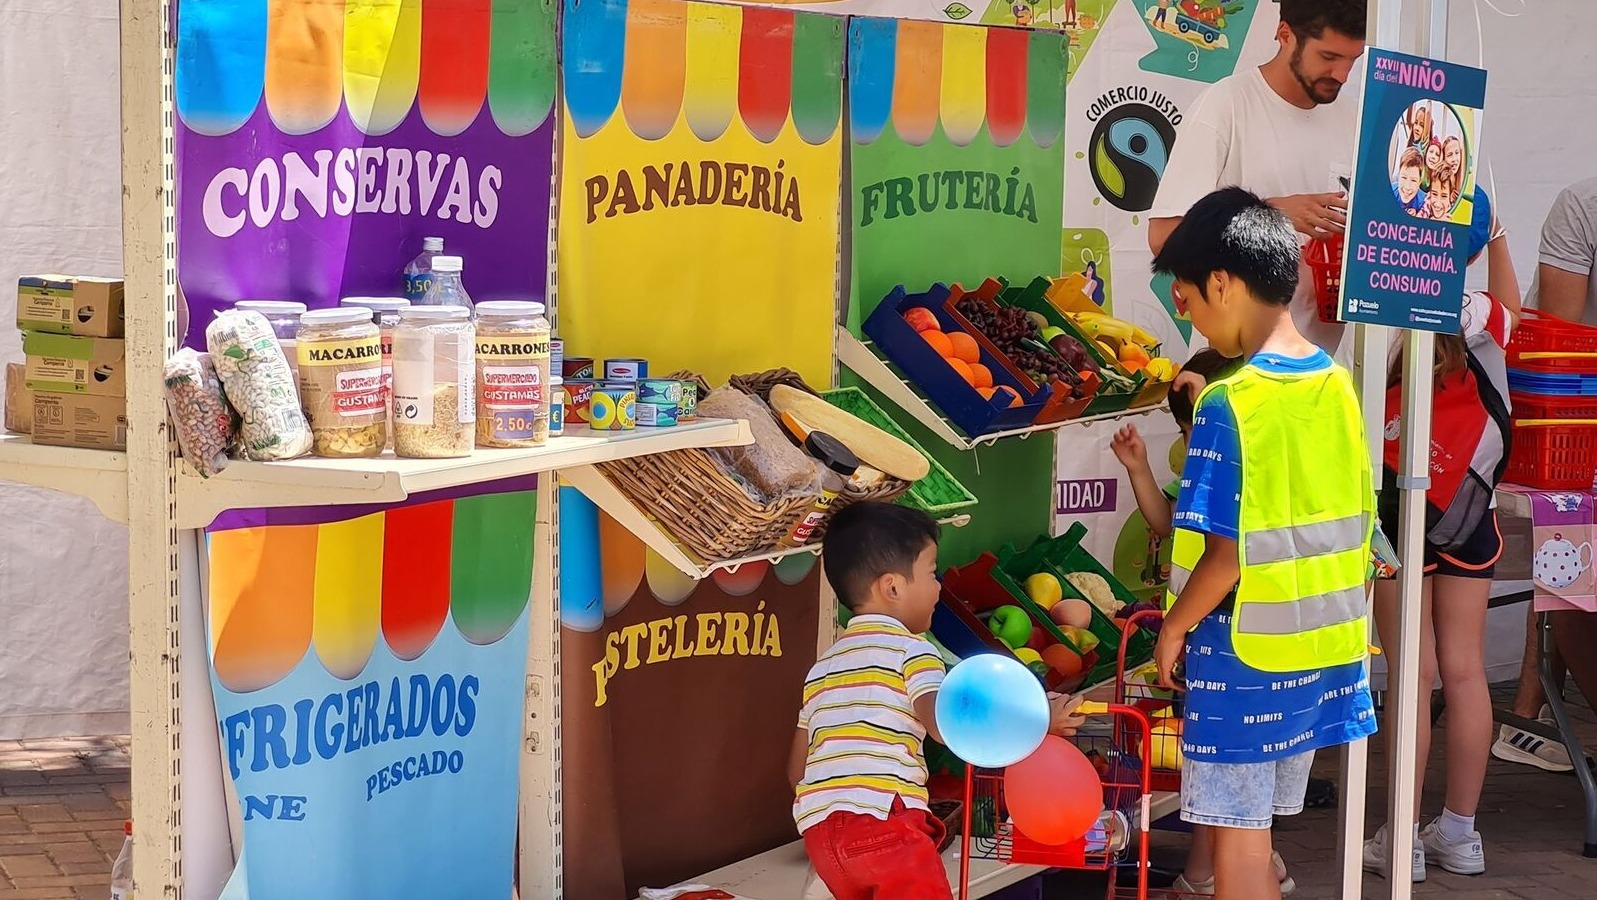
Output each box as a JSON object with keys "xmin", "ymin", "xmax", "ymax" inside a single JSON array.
[{"xmin": 1003, "ymin": 736, "xmax": 1104, "ymax": 845}]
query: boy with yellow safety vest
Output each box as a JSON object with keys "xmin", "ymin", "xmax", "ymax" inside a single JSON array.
[{"xmin": 1151, "ymin": 187, "xmax": 1378, "ymax": 900}]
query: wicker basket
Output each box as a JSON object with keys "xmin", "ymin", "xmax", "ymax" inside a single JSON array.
[{"xmin": 728, "ymin": 367, "xmax": 817, "ymax": 403}]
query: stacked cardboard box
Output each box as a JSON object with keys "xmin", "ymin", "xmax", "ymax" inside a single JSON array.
[{"xmin": 13, "ymin": 276, "xmax": 127, "ymax": 450}]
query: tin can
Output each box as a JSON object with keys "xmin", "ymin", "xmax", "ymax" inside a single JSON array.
[
  {"xmin": 678, "ymin": 381, "xmax": 699, "ymax": 422},
  {"xmin": 563, "ymin": 356, "xmax": 595, "ymax": 380},
  {"xmin": 638, "ymin": 378, "xmax": 684, "ymax": 406},
  {"xmin": 636, "ymin": 401, "xmax": 679, "ymax": 428},
  {"xmin": 589, "ymin": 389, "xmax": 636, "ymax": 431},
  {"xmin": 601, "ymin": 379, "xmax": 637, "ymax": 392},
  {"xmin": 549, "ymin": 339, "xmax": 564, "ymax": 378},
  {"xmin": 565, "ymin": 379, "xmax": 598, "ymax": 426},
  {"xmin": 550, "ymin": 376, "xmax": 565, "ymax": 436},
  {"xmin": 604, "ymin": 357, "xmax": 648, "ymax": 381}
]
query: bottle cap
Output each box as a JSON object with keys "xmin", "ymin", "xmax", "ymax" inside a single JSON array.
[
  {"xmin": 476, "ymin": 300, "xmax": 546, "ymax": 317},
  {"xmin": 432, "ymin": 255, "xmax": 463, "ymax": 272},
  {"xmin": 341, "ymin": 297, "xmax": 410, "ymax": 312},
  {"xmin": 235, "ymin": 300, "xmax": 307, "ymax": 315},
  {"xmin": 398, "ymin": 306, "xmax": 470, "ymax": 321},
  {"xmin": 300, "ymin": 308, "xmax": 373, "ymax": 327},
  {"xmin": 423, "ymin": 237, "xmax": 444, "ymax": 252},
  {"xmin": 804, "ymin": 431, "xmax": 860, "ymax": 478}
]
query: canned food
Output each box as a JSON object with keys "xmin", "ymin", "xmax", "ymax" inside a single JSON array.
[
  {"xmin": 638, "ymin": 378, "xmax": 684, "ymax": 406},
  {"xmin": 604, "ymin": 358, "xmax": 648, "ymax": 381},
  {"xmin": 636, "ymin": 401, "xmax": 679, "ymax": 427},
  {"xmin": 602, "ymin": 380, "xmax": 637, "ymax": 393},
  {"xmin": 678, "ymin": 381, "xmax": 699, "ymax": 422},
  {"xmin": 563, "ymin": 356, "xmax": 596, "ymax": 380},
  {"xmin": 550, "ymin": 376, "xmax": 565, "ymax": 436},
  {"xmin": 549, "ymin": 339, "xmax": 564, "ymax": 377},
  {"xmin": 564, "ymin": 379, "xmax": 598, "ymax": 426},
  {"xmin": 589, "ymin": 389, "xmax": 636, "ymax": 431}
]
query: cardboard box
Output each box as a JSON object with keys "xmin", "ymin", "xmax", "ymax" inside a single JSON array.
[
  {"xmin": 31, "ymin": 392, "xmax": 126, "ymax": 451},
  {"xmin": 17, "ymin": 275, "xmax": 125, "ymax": 337},
  {"xmin": 23, "ymin": 333, "xmax": 126, "ymax": 398},
  {"xmin": 4, "ymin": 363, "xmax": 31, "ymax": 434}
]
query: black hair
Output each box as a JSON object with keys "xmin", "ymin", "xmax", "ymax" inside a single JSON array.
[
  {"xmin": 1280, "ymin": 0, "xmax": 1367, "ymax": 41},
  {"xmin": 821, "ymin": 501, "xmax": 940, "ymax": 611},
  {"xmin": 1151, "ymin": 187, "xmax": 1300, "ymax": 308},
  {"xmin": 1168, "ymin": 348, "xmax": 1237, "ymax": 426}
]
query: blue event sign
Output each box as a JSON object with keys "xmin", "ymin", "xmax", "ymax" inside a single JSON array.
[{"xmin": 1339, "ymin": 49, "xmax": 1487, "ymax": 333}]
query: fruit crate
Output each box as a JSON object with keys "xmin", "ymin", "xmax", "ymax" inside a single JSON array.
[
  {"xmin": 1000, "ymin": 277, "xmax": 1145, "ymax": 416},
  {"xmin": 945, "ymin": 278, "xmax": 1100, "ymax": 425},
  {"xmin": 941, "ymin": 553, "xmax": 1098, "ymax": 694},
  {"xmin": 998, "ymin": 524, "xmax": 1157, "ymax": 687},
  {"xmin": 821, "ymin": 386, "xmax": 978, "ymax": 516},
  {"xmin": 864, "ymin": 284, "xmax": 1049, "ymax": 437},
  {"xmin": 1041, "ymin": 277, "xmax": 1171, "ymax": 407}
]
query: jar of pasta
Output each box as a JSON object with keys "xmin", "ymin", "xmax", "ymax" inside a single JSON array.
[
  {"xmin": 474, "ymin": 301, "xmax": 551, "ymax": 448},
  {"xmin": 391, "ymin": 307, "xmax": 476, "ymax": 458},
  {"xmin": 297, "ymin": 308, "xmax": 387, "ymax": 458}
]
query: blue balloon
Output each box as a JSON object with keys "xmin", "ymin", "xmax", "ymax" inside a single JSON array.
[{"xmin": 935, "ymin": 654, "xmax": 1051, "ymax": 768}]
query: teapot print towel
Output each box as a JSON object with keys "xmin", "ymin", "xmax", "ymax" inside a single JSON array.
[{"xmin": 1530, "ymin": 491, "xmax": 1596, "ymax": 612}]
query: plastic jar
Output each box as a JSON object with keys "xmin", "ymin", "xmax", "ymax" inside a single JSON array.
[
  {"xmin": 235, "ymin": 300, "xmax": 306, "ymax": 378},
  {"xmin": 391, "ymin": 307, "xmax": 476, "ymax": 458},
  {"xmin": 342, "ymin": 297, "xmax": 410, "ymax": 446},
  {"xmin": 781, "ymin": 432, "xmax": 860, "ymax": 547},
  {"xmin": 474, "ymin": 300, "xmax": 552, "ymax": 448},
  {"xmin": 297, "ymin": 308, "xmax": 387, "ymax": 457}
]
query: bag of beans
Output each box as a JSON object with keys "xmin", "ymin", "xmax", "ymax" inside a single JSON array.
[
  {"xmin": 206, "ymin": 310, "xmax": 312, "ymax": 461},
  {"xmin": 163, "ymin": 349, "xmax": 235, "ymax": 478}
]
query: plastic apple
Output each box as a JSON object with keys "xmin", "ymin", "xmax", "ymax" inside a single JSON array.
[
  {"xmin": 1048, "ymin": 597, "xmax": 1093, "ymax": 630},
  {"xmin": 903, "ymin": 308, "xmax": 939, "ymax": 334},
  {"xmin": 1024, "ymin": 629, "xmax": 1050, "ymax": 652},
  {"xmin": 987, "ymin": 605, "xmax": 1033, "ymax": 649}
]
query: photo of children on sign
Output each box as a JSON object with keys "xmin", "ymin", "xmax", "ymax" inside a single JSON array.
[{"xmin": 1387, "ymin": 99, "xmax": 1478, "ymax": 226}]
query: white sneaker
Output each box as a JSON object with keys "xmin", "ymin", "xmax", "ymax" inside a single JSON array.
[
  {"xmin": 1419, "ymin": 819, "xmax": 1486, "ymax": 876},
  {"xmin": 1171, "ymin": 852, "xmax": 1295, "ymax": 896},
  {"xmin": 1363, "ymin": 823, "xmax": 1425, "ymax": 882},
  {"xmin": 1491, "ymin": 705, "xmax": 1575, "ymax": 772}
]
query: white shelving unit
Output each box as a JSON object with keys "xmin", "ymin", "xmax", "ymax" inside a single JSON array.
[
  {"xmin": 0, "ymin": 433, "xmax": 128, "ymax": 522},
  {"xmin": 835, "ymin": 327, "xmax": 1165, "ymax": 451}
]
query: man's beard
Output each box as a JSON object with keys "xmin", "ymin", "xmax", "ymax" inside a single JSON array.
[{"xmin": 1290, "ymin": 43, "xmax": 1343, "ymax": 105}]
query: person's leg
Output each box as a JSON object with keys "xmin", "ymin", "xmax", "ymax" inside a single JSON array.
[
  {"xmin": 1373, "ymin": 576, "xmax": 1438, "ymax": 818},
  {"xmin": 1553, "ymin": 611, "xmax": 1597, "ymax": 712},
  {"xmin": 1432, "ymin": 574, "xmax": 1493, "ymax": 818},
  {"xmin": 1212, "ymin": 826, "xmax": 1280, "ymax": 900},
  {"xmin": 1185, "ymin": 824, "xmax": 1214, "ymax": 883},
  {"xmin": 1512, "ymin": 603, "xmax": 1547, "ymax": 717},
  {"xmin": 1181, "ymin": 759, "xmax": 1284, "ymax": 899},
  {"xmin": 1494, "ymin": 604, "xmax": 1576, "ymax": 771}
]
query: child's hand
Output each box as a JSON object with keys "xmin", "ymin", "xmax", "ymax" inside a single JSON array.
[
  {"xmin": 1155, "ymin": 628, "xmax": 1187, "ymax": 692},
  {"xmin": 1047, "ymin": 692, "xmax": 1087, "ymax": 737},
  {"xmin": 1110, "ymin": 425, "xmax": 1147, "ymax": 468}
]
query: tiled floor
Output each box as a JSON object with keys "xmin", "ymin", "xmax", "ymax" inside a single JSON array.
[{"xmin": 6, "ymin": 689, "xmax": 1597, "ymax": 899}]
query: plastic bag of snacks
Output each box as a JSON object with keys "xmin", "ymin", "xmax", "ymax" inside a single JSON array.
[
  {"xmin": 162, "ymin": 349, "xmax": 235, "ymax": 478},
  {"xmin": 206, "ymin": 310, "xmax": 312, "ymax": 461}
]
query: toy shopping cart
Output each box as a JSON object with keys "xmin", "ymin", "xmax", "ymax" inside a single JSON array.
[
  {"xmin": 1113, "ymin": 610, "xmax": 1184, "ymax": 795},
  {"xmin": 957, "ymin": 702, "xmax": 1154, "ymax": 900}
]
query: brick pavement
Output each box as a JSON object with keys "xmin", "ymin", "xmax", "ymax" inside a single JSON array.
[{"xmin": 0, "ymin": 736, "xmax": 128, "ymax": 900}]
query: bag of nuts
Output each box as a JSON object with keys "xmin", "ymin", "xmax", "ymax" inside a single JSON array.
[
  {"xmin": 163, "ymin": 349, "xmax": 235, "ymax": 478},
  {"xmin": 207, "ymin": 310, "xmax": 313, "ymax": 461}
]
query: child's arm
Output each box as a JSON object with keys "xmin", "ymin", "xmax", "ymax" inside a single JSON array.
[
  {"xmin": 1156, "ymin": 533, "xmax": 1240, "ymax": 688},
  {"xmin": 1486, "ymin": 219, "xmax": 1521, "ymax": 322},
  {"xmin": 1112, "ymin": 425, "xmax": 1174, "ymax": 538},
  {"xmin": 789, "ymin": 728, "xmax": 808, "ymax": 791},
  {"xmin": 912, "ymin": 694, "xmax": 947, "ymax": 746}
]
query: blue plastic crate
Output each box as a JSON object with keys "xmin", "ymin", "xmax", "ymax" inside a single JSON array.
[{"xmin": 1508, "ymin": 368, "xmax": 1597, "ymax": 397}]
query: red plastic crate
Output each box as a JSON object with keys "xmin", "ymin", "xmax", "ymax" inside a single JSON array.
[
  {"xmin": 1306, "ymin": 235, "xmax": 1344, "ymax": 324},
  {"xmin": 1511, "ymin": 391, "xmax": 1597, "ymax": 420},
  {"xmin": 1509, "ymin": 309, "xmax": 1597, "ymax": 374},
  {"xmin": 1505, "ymin": 419, "xmax": 1597, "ymax": 490}
]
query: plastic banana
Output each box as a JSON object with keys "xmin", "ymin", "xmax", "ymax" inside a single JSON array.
[{"xmin": 1074, "ymin": 311, "xmax": 1157, "ymax": 347}]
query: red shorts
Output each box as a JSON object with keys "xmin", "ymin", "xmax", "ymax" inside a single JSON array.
[{"xmin": 802, "ymin": 796, "xmax": 952, "ymax": 900}]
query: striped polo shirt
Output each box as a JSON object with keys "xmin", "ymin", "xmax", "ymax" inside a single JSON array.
[{"xmin": 793, "ymin": 614, "xmax": 946, "ymax": 834}]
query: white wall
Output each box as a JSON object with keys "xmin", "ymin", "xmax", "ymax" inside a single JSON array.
[
  {"xmin": 0, "ymin": 0, "xmax": 1585, "ymax": 739},
  {"xmin": 0, "ymin": 0, "xmax": 130, "ymax": 739}
]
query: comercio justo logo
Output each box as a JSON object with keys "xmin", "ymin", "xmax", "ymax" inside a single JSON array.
[{"xmin": 1084, "ymin": 86, "xmax": 1182, "ymax": 213}]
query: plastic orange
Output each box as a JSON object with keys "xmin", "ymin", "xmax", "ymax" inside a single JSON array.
[
  {"xmin": 948, "ymin": 332, "xmax": 982, "ymax": 364},
  {"xmin": 1118, "ymin": 343, "xmax": 1151, "ymax": 366},
  {"xmin": 921, "ymin": 330, "xmax": 954, "ymax": 357},
  {"xmin": 977, "ymin": 386, "xmax": 996, "ymax": 400},
  {"xmin": 948, "ymin": 357, "xmax": 976, "ymax": 385},
  {"xmin": 1041, "ymin": 643, "xmax": 1085, "ymax": 678},
  {"xmin": 969, "ymin": 363, "xmax": 993, "ymax": 389},
  {"xmin": 992, "ymin": 385, "xmax": 1022, "ymax": 408}
]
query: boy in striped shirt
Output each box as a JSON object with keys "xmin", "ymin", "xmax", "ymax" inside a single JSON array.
[{"xmin": 790, "ymin": 502, "xmax": 1082, "ymax": 899}]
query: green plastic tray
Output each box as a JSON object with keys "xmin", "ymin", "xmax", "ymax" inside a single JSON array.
[
  {"xmin": 997, "ymin": 276, "xmax": 1147, "ymax": 417},
  {"xmin": 821, "ymin": 386, "xmax": 978, "ymax": 517}
]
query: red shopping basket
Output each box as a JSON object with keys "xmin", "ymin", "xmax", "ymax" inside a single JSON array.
[
  {"xmin": 1305, "ymin": 235, "xmax": 1344, "ymax": 324},
  {"xmin": 1505, "ymin": 417, "xmax": 1597, "ymax": 490},
  {"xmin": 1509, "ymin": 309, "xmax": 1597, "ymax": 374}
]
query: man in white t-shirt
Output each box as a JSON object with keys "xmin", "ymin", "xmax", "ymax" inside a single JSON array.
[{"xmin": 1149, "ymin": 0, "xmax": 1366, "ymax": 358}]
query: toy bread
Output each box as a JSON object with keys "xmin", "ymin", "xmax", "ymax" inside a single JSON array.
[
  {"xmin": 697, "ymin": 387, "xmax": 818, "ymax": 499},
  {"xmin": 768, "ymin": 384, "xmax": 931, "ymax": 482}
]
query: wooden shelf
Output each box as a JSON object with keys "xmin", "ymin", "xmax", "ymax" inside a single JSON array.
[
  {"xmin": 563, "ymin": 463, "xmax": 972, "ymax": 580},
  {"xmin": 836, "ymin": 327, "xmax": 1165, "ymax": 451},
  {"xmin": 674, "ymin": 791, "xmax": 1181, "ymax": 899},
  {"xmin": 174, "ymin": 418, "xmax": 752, "ymax": 529},
  {"xmin": 0, "ymin": 433, "xmax": 128, "ymax": 523}
]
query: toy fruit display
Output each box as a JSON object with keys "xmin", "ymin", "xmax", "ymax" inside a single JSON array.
[
  {"xmin": 1148, "ymin": 718, "xmax": 1183, "ymax": 771},
  {"xmin": 1114, "ymin": 600, "xmax": 1164, "ymax": 636},
  {"xmin": 904, "ymin": 307, "xmax": 940, "ymax": 333},
  {"xmin": 976, "ymin": 385, "xmax": 1022, "ymax": 407},
  {"xmin": 1066, "ymin": 570, "xmax": 1124, "ymax": 616},
  {"xmin": 1013, "ymin": 647, "xmax": 1049, "ymax": 677},
  {"xmin": 1041, "ymin": 642, "xmax": 1085, "ymax": 678},
  {"xmin": 1048, "ymin": 597, "xmax": 1094, "ymax": 630},
  {"xmin": 904, "ymin": 314, "xmax": 1007, "ymax": 393},
  {"xmin": 1058, "ymin": 624, "xmax": 1100, "ymax": 655},
  {"xmin": 1023, "ymin": 572, "xmax": 1063, "ymax": 610},
  {"xmin": 987, "ymin": 605, "xmax": 1033, "ymax": 649},
  {"xmin": 955, "ymin": 296, "xmax": 1095, "ymax": 401},
  {"xmin": 1024, "ymin": 629, "xmax": 1050, "ymax": 653}
]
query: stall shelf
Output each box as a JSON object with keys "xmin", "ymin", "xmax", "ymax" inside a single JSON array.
[
  {"xmin": 0, "ymin": 434, "xmax": 128, "ymax": 522},
  {"xmin": 680, "ymin": 791, "xmax": 1181, "ymax": 899},
  {"xmin": 835, "ymin": 327, "xmax": 1165, "ymax": 450}
]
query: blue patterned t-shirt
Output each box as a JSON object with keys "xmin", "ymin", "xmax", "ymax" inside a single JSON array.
[{"xmin": 1173, "ymin": 350, "xmax": 1377, "ymax": 764}]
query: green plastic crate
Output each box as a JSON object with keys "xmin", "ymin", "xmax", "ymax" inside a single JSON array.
[
  {"xmin": 821, "ymin": 386, "xmax": 977, "ymax": 517},
  {"xmin": 997, "ymin": 276, "xmax": 1148, "ymax": 417}
]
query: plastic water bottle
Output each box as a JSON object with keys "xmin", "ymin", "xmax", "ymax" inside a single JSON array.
[
  {"xmin": 420, "ymin": 256, "xmax": 473, "ymax": 313},
  {"xmin": 110, "ymin": 820, "xmax": 132, "ymax": 899},
  {"xmin": 403, "ymin": 236, "xmax": 444, "ymax": 303}
]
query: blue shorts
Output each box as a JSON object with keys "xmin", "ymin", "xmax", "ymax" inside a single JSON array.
[{"xmin": 1180, "ymin": 751, "xmax": 1314, "ymax": 829}]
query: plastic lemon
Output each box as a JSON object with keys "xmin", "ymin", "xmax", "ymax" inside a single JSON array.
[
  {"xmin": 1014, "ymin": 648, "xmax": 1043, "ymax": 665},
  {"xmin": 1024, "ymin": 573, "xmax": 1063, "ymax": 610}
]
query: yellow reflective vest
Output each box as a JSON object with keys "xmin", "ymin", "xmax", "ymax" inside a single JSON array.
[{"xmin": 1165, "ymin": 361, "xmax": 1374, "ymax": 673}]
